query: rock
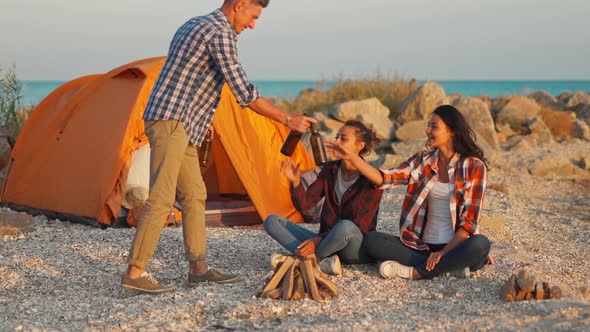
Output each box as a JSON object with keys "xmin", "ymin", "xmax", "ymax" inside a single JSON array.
[
  {"xmin": 527, "ymin": 118, "xmax": 554, "ymax": 144},
  {"xmin": 396, "ymin": 81, "xmax": 448, "ymax": 123},
  {"xmin": 557, "ymin": 92, "xmax": 573, "ymax": 103},
  {"xmin": 571, "ymin": 104, "xmax": 590, "ymax": 126},
  {"xmin": 565, "ymin": 91, "xmax": 590, "ymax": 108},
  {"xmin": 330, "ymin": 98, "xmax": 393, "ymax": 139},
  {"xmin": 539, "ymin": 108, "xmax": 577, "ymax": 138},
  {"xmin": 549, "ymin": 286, "xmax": 562, "ymax": 299},
  {"xmin": 495, "ymin": 96, "xmax": 541, "ymax": 134},
  {"xmin": 516, "ymin": 270, "xmax": 536, "ymax": 294},
  {"xmin": 572, "ymin": 120, "xmax": 590, "ymax": 140},
  {"xmin": 480, "ymin": 215, "xmax": 507, "ymax": 238},
  {"xmin": 391, "ymin": 139, "xmax": 425, "ymax": 159},
  {"xmin": 394, "ymin": 120, "xmax": 428, "ymax": 141},
  {"xmin": 499, "ymin": 275, "xmax": 517, "ymax": 302},
  {"xmin": 528, "ymin": 154, "xmax": 581, "ymax": 177},
  {"xmin": 504, "ymin": 135, "xmax": 537, "ymax": 152},
  {"xmin": 490, "ymin": 95, "xmax": 512, "ymax": 119},
  {"xmin": 528, "ymin": 90, "xmax": 561, "ymax": 110},
  {"xmin": 379, "ymin": 154, "xmax": 407, "ymax": 169},
  {"xmin": 452, "ymin": 96, "xmax": 499, "ymax": 149},
  {"xmin": 495, "ymin": 122, "xmax": 518, "ymax": 138},
  {"xmin": 580, "ymin": 287, "xmax": 590, "ymax": 301},
  {"xmin": 0, "ymin": 211, "xmax": 35, "ymax": 236},
  {"xmin": 318, "ymin": 117, "xmax": 344, "ymax": 138}
]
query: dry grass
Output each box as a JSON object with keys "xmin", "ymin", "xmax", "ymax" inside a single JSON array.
[{"xmin": 277, "ymin": 73, "xmax": 419, "ymax": 118}]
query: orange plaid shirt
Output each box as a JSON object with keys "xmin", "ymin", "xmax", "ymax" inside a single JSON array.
[{"xmin": 380, "ymin": 149, "xmax": 487, "ymax": 250}]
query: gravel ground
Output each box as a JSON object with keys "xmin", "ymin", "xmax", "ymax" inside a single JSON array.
[{"xmin": 1, "ymin": 141, "xmax": 589, "ymax": 331}]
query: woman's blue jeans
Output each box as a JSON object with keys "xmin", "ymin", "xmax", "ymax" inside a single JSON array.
[
  {"xmin": 263, "ymin": 214, "xmax": 371, "ymax": 264},
  {"xmin": 363, "ymin": 231, "xmax": 491, "ymax": 279}
]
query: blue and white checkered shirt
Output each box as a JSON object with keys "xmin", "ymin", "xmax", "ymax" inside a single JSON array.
[{"xmin": 143, "ymin": 9, "xmax": 262, "ymax": 146}]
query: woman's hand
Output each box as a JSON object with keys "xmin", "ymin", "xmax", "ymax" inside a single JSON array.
[
  {"xmin": 426, "ymin": 251, "xmax": 444, "ymax": 271},
  {"xmin": 325, "ymin": 139, "xmax": 354, "ymax": 161},
  {"xmin": 295, "ymin": 237, "xmax": 322, "ymax": 258},
  {"xmin": 280, "ymin": 159, "xmax": 301, "ymax": 187}
]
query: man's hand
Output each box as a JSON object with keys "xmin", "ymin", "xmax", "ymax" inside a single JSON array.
[
  {"xmin": 287, "ymin": 113, "xmax": 317, "ymax": 134},
  {"xmin": 295, "ymin": 237, "xmax": 322, "ymax": 258},
  {"xmin": 206, "ymin": 125, "xmax": 215, "ymax": 137}
]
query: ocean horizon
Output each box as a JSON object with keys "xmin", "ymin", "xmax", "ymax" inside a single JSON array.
[{"xmin": 19, "ymin": 80, "xmax": 590, "ymax": 107}]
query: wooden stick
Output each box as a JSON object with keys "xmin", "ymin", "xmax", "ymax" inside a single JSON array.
[
  {"xmin": 301, "ymin": 258, "xmax": 321, "ymax": 301},
  {"xmin": 260, "ymin": 256, "xmax": 295, "ymax": 294},
  {"xmin": 259, "ymin": 288, "xmax": 281, "ymax": 299},
  {"xmin": 291, "ymin": 270, "xmax": 306, "ymax": 300},
  {"xmin": 313, "ymin": 268, "xmax": 338, "ymax": 297},
  {"xmin": 281, "ymin": 260, "xmax": 298, "ymax": 300}
]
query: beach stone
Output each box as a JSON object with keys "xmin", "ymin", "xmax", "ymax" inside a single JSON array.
[
  {"xmin": 565, "ymin": 91, "xmax": 590, "ymax": 108},
  {"xmin": 557, "ymin": 92, "xmax": 573, "ymax": 103},
  {"xmin": 330, "ymin": 98, "xmax": 393, "ymax": 139},
  {"xmin": 527, "ymin": 118, "xmax": 553, "ymax": 144},
  {"xmin": 496, "ymin": 122, "xmax": 518, "ymax": 138},
  {"xmin": 0, "ymin": 211, "xmax": 35, "ymax": 236},
  {"xmin": 570, "ymin": 103, "xmax": 590, "ymax": 125},
  {"xmin": 380, "ymin": 154, "xmax": 406, "ymax": 169},
  {"xmin": 528, "ymin": 90, "xmax": 561, "ymax": 110},
  {"xmin": 391, "ymin": 139, "xmax": 425, "ymax": 159},
  {"xmin": 516, "ymin": 270, "xmax": 536, "ymax": 294},
  {"xmin": 394, "ymin": 120, "xmax": 427, "ymax": 141},
  {"xmin": 504, "ymin": 135, "xmax": 537, "ymax": 152},
  {"xmin": 572, "ymin": 120, "xmax": 590, "ymax": 140},
  {"xmin": 539, "ymin": 108, "xmax": 577, "ymax": 138},
  {"xmin": 528, "ymin": 154, "xmax": 581, "ymax": 177},
  {"xmin": 499, "ymin": 275, "xmax": 517, "ymax": 302},
  {"xmin": 452, "ymin": 96, "xmax": 499, "ymax": 149},
  {"xmin": 490, "ymin": 95, "xmax": 513, "ymax": 119},
  {"xmin": 496, "ymin": 96, "xmax": 541, "ymax": 134},
  {"xmin": 396, "ymin": 81, "xmax": 448, "ymax": 123}
]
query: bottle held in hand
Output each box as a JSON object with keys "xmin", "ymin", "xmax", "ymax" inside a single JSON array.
[
  {"xmin": 280, "ymin": 131, "xmax": 303, "ymax": 157},
  {"xmin": 199, "ymin": 131, "xmax": 213, "ymax": 167},
  {"xmin": 310, "ymin": 124, "xmax": 328, "ymax": 166}
]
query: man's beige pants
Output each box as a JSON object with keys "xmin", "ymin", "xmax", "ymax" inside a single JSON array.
[{"xmin": 127, "ymin": 120, "xmax": 207, "ymax": 270}]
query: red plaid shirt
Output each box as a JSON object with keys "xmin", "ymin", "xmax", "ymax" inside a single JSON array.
[
  {"xmin": 380, "ymin": 149, "xmax": 487, "ymax": 250},
  {"xmin": 291, "ymin": 160, "xmax": 383, "ymax": 238}
]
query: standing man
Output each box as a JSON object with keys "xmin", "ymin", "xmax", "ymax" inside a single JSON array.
[{"xmin": 121, "ymin": 0, "xmax": 315, "ymax": 294}]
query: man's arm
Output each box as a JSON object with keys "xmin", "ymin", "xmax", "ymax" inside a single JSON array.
[{"xmin": 248, "ymin": 97, "xmax": 315, "ymax": 133}]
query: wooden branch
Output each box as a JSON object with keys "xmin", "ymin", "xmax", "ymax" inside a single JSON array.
[
  {"xmin": 313, "ymin": 268, "xmax": 338, "ymax": 297},
  {"xmin": 260, "ymin": 256, "xmax": 295, "ymax": 294},
  {"xmin": 301, "ymin": 258, "xmax": 321, "ymax": 301},
  {"xmin": 281, "ymin": 260, "xmax": 298, "ymax": 300}
]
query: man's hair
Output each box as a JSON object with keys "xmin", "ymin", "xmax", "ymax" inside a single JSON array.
[{"xmin": 224, "ymin": 0, "xmax": 269, "ymax": 8}]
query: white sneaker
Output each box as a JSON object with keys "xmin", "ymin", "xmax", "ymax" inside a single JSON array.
[
  {"xmin": 318, "ymin": 255, "xmax": 342, "ymax": 276},
  {"xmin": 270, "ymin": 253, "xmax": 289, "ymax": 269},
  {"xmin": 446, "ymin": 267, "xmax": 470, "ymax": 278},
  {"xmin": 379, "ymin": 261, "xmax": 413, "ymax": 279}
]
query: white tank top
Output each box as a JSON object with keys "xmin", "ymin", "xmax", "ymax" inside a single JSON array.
[
  {"xmin": 335, "ymin": 168, "xmax": 357, "ymax": 204},
  {"xmin": 423, "ymin": 181, "xmax": 454, "ymax": 244}
]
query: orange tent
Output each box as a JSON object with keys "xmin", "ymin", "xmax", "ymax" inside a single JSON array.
[{"xmin": 0, "ymin": 57, "xmax": 315, "ymax": 227}]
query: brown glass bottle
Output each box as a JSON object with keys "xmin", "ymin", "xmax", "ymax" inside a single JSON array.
[
  {"xmin": 198, "ymin": 131, "xmax": 213, "ymax": 167},
  {"xmin": 280, "ymin": 130, "xmax": 302, "ymax": 156},
  {"xmin": 310, "ymin": 124, "xmax": 328, "ymax": 166}
]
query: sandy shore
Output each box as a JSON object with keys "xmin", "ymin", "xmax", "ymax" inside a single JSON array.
[{"xmin": 1, "ymin": 141, "xmax": 589, "ymax": 331}]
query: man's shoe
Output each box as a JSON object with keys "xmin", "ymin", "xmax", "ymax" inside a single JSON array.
[
  {"xmin": 270, "ymin": 253, "xmax": 289, "ymax": 269},
  {"xmin": 379, "ymin": 261, "xmax": 413, "ymax": 279},
  {"xmin": 318, "ymin": 255, "xmax": 342, "ymax": 276},
  {"xmin": 188, "ymin": 269, "xmax": 241, "ymax": 285},
  {"xmin": 446, "ymin": 267, "xmax": 470, "ymax": 278},
  {"xmin": 121, "ymin": 272, "xmax": 175, "ymax": 294}
]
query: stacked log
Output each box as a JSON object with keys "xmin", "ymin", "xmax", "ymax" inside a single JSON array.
[
  {"xmin": 499, "ymin": 269, "xmax": 562, "ymax": 302},
  {"xmin": 258, "ymin": 255, "xmax": 338, "ymax": 301}
]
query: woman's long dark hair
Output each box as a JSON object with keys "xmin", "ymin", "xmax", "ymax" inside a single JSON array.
[{"xmin": 431, "ymin": 105, "xmax": 488, "ymax": 167}]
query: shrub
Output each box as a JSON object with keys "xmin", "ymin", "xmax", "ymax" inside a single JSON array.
[
  {"xmin": 279, "ymin": 72, "xmax": 419, "ymax": 118},
  {"xmin": 0, "ymin": 65, "xmax": 29, "ymax": 143}
]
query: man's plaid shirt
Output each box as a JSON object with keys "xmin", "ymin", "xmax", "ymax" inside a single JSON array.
[
  {"xmin": 143, "ymin": 9, "xmax": 261, "ymax": 146},
  {"xmin": 379, "ymin": 149, "xmax": 487, "ymax": 250}
]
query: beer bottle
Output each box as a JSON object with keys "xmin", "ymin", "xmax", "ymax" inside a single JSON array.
[
  {"xmin": 199, "ymin": 131, "xmax": 213, "ymax": 167},
  {"xmin": 310, "ymin": 124, "xmax": 328, "ymax": 166},
  {"xmin": 280, "ymin": 131, "xmax": 302, "ymax": 157}
]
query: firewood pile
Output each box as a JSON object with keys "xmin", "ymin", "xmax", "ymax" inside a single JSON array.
[
  {"xmin": 499, "ymin": 269, "xmax": 562, "ymax": 302},
  {"xmin": 258, "ymin": 255, "xmax": 338, "ymax": 301}
]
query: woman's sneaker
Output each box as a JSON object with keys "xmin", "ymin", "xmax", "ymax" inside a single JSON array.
[
  {"xmin": 379, "ymin": 261, "xmax": 413, "ymax": 279},
  {"xmin": 318, "ymin": 255, "xmax": 342, "ymax": 276}
]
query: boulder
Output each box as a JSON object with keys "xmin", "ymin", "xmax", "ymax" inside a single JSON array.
[
  {"xmin": 490, "ymin": 95, "xmax": 513, "ymax": 119},
  {"xmin": 379, "ymin": 154, "xmax": 407, "ymax": 169},
  {"xmin": 557, "ymin": 92, "xmax": 573, "ymax": 103},
  {"xmin": 528, "ymin": 90, "xmax": 561, "ymax": 110},
  {"xmin": 452, "ymin": 96, "xmax": 499, "ymax": 149},
  {"xmin": 394, "ymin": 120, "xmax": 428, "ymax": 141},
  {"xmin": 391, "ymin": 139, "xmax": 426, "ymax": 160},
  {"xmin": 565, "ymin": 91, "xmax": 590, "ymax": 108},
  {"xmin": 539, "ymin": 108, "xmax": 577, "ymax": 138},
  {"xmin": 495, "ymin": 96, "xmax": 541, "ymax": 134},
  {"xmin": 571, "ymin": 104, "xmax": 590, "ymax": 126},
  {"xmin": 396, "ymin": 81, "xmax": 448, "ymax": 123},
  {"xmin": 527, "ymin": 118, "xmax": 554, "ymax": 144},
  {"xmin": 572, "ymin": 120, "xmax": 590, "ymax": 140},
  {"xmin": 330, "ymin": 98, "xmax": 393, "ymax": 139},
  {"xmin": 529, "ymin": 154, "xmax": 583, "ymax": 177},
  {"xmin": 0, "ymin": 211, "xmax": 35, "ymax": 236},
  {"xmin": 504, "ymin": 135, "xmax": 538, "ymax": 152}
]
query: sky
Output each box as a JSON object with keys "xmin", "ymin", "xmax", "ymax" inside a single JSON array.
[{"xmin": 1, "ymin": 0, "xmax": 589, "ymax": 81}]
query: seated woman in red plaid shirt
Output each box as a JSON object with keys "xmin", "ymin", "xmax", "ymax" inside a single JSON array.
[
  {"xmin": 326, "ymin": 105, "xmax": 492, "ymax": 280},
  {"xmin": 264, "ymin": 121, "xmax": 383, "ymax": 275}
]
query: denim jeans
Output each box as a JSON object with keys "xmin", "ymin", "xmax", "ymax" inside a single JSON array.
[
  {"xmin": 263, "ymin": 214, "xmax": 371, "ymax": 264},
  {"xmin": 363, "ymin": 231, "xmax": 491, "ymax": 279}
]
